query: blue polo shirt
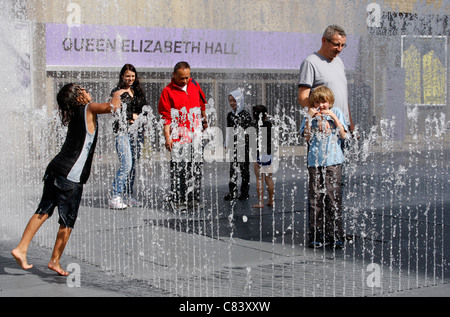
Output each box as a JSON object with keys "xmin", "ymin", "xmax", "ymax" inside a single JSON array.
[{"xmin": 300, "ymin": 107, "xmax": 347, "ymax": 167}]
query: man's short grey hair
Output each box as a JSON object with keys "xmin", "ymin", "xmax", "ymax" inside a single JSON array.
[{"xmin": 323, "ymin": 25, "xmax": 346, "ymax": 39}]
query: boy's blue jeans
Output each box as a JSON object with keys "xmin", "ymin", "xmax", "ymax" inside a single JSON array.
[{"xmin": 112, "ymin": 132, "xmax": 143, "ymax": 197}]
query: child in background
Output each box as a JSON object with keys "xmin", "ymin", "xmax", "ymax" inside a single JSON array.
[
  {"xmin": 252, "ymin": 105, "xmax": 274, "ymax": 208},
  {"xmin": 224, "ymin": 89, "xmax": 252, "ymax": 201},
  {"xmin": 300, "ymin": 85, "xmax": 348, "ymax": 249}
]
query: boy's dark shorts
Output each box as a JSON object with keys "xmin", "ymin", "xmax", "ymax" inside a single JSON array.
[{"xmin": 35, "ymin": 174, "xmax": 84, "ymax": 229}]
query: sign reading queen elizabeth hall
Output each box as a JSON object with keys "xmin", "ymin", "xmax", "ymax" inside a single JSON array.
[{"xmin": 46, "ymin": 23, "xmax": 358, "ymax": 70}]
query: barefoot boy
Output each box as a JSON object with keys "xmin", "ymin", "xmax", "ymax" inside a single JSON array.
[{"xmin": 12, "ymin": 84, "xmax": 124, "ymax": 275}]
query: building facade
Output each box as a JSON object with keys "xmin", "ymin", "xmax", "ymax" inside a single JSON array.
[{"xmin": 1, "ymin": 0, "xmax": 448, "ymax": 147}]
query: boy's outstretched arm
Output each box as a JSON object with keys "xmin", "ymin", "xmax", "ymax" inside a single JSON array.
[{"xmin": 88, "ymin": 89, "xmax": 126, "ymax": 115}]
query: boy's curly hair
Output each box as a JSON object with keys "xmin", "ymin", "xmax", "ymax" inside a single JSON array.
[{"xmin": 56, "ymin": 83, "xmax": 85, "ymax": 126}]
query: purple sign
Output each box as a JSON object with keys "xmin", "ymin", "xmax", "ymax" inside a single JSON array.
[{"xmin": 46, "ymin": 23, "xmax": 359, "ymax": 70}]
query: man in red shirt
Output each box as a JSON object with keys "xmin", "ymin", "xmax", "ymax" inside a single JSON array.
[{"xmin": 158, "ymin": 61, "xmax": 208, "ymax": 211}]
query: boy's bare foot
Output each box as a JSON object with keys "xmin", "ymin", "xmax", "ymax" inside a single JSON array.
[
  {"xmin": 11, "ymin": 248, "xmax": 33, "ymax": 270},
  {"xmin": 48, "ymin": 261, "xmax": 69, "ymax": 276},
  {"xmin": 252, "ymin": 203, "xmax": 264, "ymax": 208}
]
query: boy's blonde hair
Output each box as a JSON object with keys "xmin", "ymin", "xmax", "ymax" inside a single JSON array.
[{"xmin": 309, "ymin": 85, "xmax": 335, "ymax": 108}]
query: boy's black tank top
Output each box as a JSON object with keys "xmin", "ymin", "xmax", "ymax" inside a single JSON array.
[{"xmin": 46, "ymin": 104, "xmax": 98, "ymax": 184}]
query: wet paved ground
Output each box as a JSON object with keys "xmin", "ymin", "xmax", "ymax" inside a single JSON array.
[
  {"xmin": 1, "ymin": 151, "xmax": 449, "ymax": 297},
  {"xmin": 1, "ymin": 229, "xmax": 449, "ymax": 297}
]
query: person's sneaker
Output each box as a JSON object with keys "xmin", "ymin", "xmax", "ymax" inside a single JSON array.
[
  {"xmin": 109, "ymin": 196, "xmax": 127, "ymax": 209},
  {"xmin": 125, "ymin": 196, "xmax": 143, "ymax": 207},
  {"xmin": 309, "ymin": 241, "xmax": 324, "ymax": 248},
  {"xmin": 170, "ymin": 201, "xmax": 187, "ymax": 213},
  {"xmin": 238, "ymin": 193, "xmax": 249, "ymax": 200},
  {"xmin": 189, "ymin": 199, "xmax": 205, "ymax": 209},
  {"xmin": 177, "ymin": 203, "xmax": 188, "ymax": 213},
  {"xmin": 224, "ymin": 193, "xmax": 236, "ymax": 201},
  {"xmin": 333, "ymin": 241, "xmax": 345, "ymax": 249}
]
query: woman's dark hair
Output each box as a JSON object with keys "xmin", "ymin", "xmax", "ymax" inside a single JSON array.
[
  {"xmin": 252, "ymin": 105, "xmax": 268, "ymax": 121},
  {"xmin": 117, "ymin": 64, "xmax": 145, "ymax": 98},
  {"xmin": 56, "ymin": 83, "xmax": 84, "ymax": 126}
]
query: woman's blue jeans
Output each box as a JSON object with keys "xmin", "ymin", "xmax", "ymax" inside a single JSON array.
[{"xmin": 112, "ymin": 132, "xmax": 143, "ymax": 197}]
